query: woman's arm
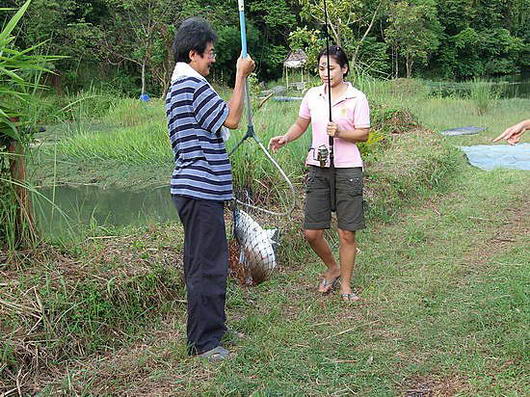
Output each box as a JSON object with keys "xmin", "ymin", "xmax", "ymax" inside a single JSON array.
[
  {"xmin": 269, "ymin": 117, "xmax": 311, "ymax": 152},
  {"xmin": 327, "ymin": 122, "xmax": 369, "ymax": 143}
]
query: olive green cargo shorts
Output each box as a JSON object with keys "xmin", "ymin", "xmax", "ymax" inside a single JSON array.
[{"xmin": 304, "ymin": 166, "xmax": 365, "ymax": 231}]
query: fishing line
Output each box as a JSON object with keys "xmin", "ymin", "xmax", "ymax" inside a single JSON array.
[
  {"xmin": 323, "ymin": 0, "xmax": 336, "ymax": 212},
  {"xmin": 229, "ymin": 0, "xmax": 296, "ymax": 217}
]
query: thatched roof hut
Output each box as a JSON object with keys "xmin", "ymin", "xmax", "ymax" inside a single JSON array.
[
  {"xmin": 283, "ymin": 49, "xmax": 308, "ymax": 90},
  {"xmin": 283, "ymin": 49, "xmax": 308, "ymax": 69}
]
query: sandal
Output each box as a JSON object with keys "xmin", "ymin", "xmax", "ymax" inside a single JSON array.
[
  {"xmin": 318, "ymin": 276, "xmax": 340, "ymax": 294},
  {"xmin": 198, "ymin": 346, "xmax": 231, "ymax": 362},
  {"xmin": 340, "ymin": 293, "xmax": 360, "ymax": 303}
]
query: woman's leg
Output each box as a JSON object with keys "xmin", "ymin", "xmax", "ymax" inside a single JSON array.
[
  {"xmin": 337, "ymin": 228, "xmax": 357, "ymax": 295},
  {"xmin": 304, "ymin": 229, "xmax": 340, "ymax": 292}
]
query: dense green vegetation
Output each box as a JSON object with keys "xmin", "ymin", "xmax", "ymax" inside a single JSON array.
[
  {"xmin": 1, "ymin": 1, "xmax": 529, "ymax": 395},
  {"xmin": 2, "ymin": 95, "xmax": 528, "ymax": 392},
  {"xmin": 3, "ymin": 0, "xmax": 529, "ymax": 96}
]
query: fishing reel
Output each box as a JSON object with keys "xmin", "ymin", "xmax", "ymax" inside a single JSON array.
[{"xmin": 309, "ymin": 144, "xmax": 330, "ymax": 167}]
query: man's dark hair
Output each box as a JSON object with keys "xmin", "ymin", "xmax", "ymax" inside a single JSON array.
[
  {"xmin": 318, "ymin": 45, "xmax": 350, "ymax": 77},
  {"xmin": 173, "ymin": 17, "xmax": 217, "ymax": 63}
]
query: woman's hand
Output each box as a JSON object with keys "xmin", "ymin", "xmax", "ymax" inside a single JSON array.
[
  {"xmin": 327, "ymin": 122, "xmax": 339, "ymax": 137},
  {"xmin": 269, "ymin": 135, "xmax": 289, "ymax": 152}
]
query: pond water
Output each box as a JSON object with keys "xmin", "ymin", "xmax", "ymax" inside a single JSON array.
[
  {"xmin": 428, "ymin": 72, "xmax": 530, "ymax": 98},
  {"xmin": 34, "ymin": 185, "xmax": 176, "ymax": 236},
  {"xmin": 491, "ymin": 73, "xmax": 530, "ymax": 98}
]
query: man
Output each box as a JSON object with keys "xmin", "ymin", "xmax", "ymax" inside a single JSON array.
[{"xmin": 166, "ymin": 17, "xmax": 255, "ymax": 361}]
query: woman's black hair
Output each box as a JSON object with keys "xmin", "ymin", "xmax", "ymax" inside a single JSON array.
[
  {"xmin": 173, "ymin": 17, "xmax": 217, "ymax": 63},
  {"xmin": 318, "ymin": 45, "xmax": 349, "ymax": 77}
]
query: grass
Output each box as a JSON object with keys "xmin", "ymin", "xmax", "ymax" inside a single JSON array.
[
  {"xmin": 3, "ymin": 78, "xmax": 528, "ymax": 394},
  {"xmin": 19, "ymin": 165, "xmax": 528, "ymax": 396},
  {"xmin": 27, "ymin": 78, "xmax": 530, "ymax": 193}
]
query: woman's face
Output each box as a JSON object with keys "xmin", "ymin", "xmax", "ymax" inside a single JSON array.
[{"xmin": 318, "ymin": 56, "xmax": 347, "ymax": 87}]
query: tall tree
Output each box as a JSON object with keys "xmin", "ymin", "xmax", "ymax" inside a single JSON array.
[
  {"xmin": 385, "ymin": 0, "xmax": 441, "ymax": 78},
  {"xmin": 289, "ymin": 0, "xmax": 388, "ymax": 76}
]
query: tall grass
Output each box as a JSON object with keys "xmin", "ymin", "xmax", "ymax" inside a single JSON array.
[
  {"xmin": 469, "ymin": 78, "xmax": 500, "ymax": 115},
  {"xmin": 56, "ymin": 121, "xmax": 171, "ymax": 165},
  {"xmin": 0, "ymin": 0, "xmax": 60, "ymax": 249}
]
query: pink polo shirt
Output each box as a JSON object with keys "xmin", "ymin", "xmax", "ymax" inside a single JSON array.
[{"xmin": 299, "ymin": 83, "xmax": 370, "ymax": 168}]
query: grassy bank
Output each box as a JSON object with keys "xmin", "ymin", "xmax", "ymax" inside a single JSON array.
[
  {"xmin": 7, "ymin": 163, "xmax": 526, "ymax": 396},
  {"xmin": 28, "ymin": 78, "xmax": 529, "ymax": 192},
  {"xmin": 2, "ymin": 79, "xmax": 528, "ymax": 394}
]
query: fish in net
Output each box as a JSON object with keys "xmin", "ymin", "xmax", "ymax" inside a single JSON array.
[{"xmin": 232, "ymin": 207, "xmax": 279, "ymax": 284}]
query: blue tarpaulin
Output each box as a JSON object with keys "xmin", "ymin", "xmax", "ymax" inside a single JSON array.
[
  {"xmin": 272, "ymin": 96, "xmax": 303, "ymax": 102},
  {"xmin": 460, "ymin": 144, "xmax": 530, "ymax": 170},
  {"xmin": 441, "ymin": 126, "xmax": 486, "ymax": 136}
]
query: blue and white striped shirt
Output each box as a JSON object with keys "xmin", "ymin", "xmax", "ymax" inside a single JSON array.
[{"xmin": 166, "ymin": 76, "xmax": 232, "ymax": 201}]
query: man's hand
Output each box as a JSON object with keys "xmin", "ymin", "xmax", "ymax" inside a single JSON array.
[
  {"xmin": 327, "ymin": 122, "xmax": 339, "ymax": 137},
  {"xmin": 493, "ymin": 120, "xmax": 529, "ymax": 145},
  {"xmin": 269, "ymin": 135, "xmax": 289, "ymax": 152},
  {"xmin": 236, "ymin": 56, "xmax": 256, "ymax": 78}
]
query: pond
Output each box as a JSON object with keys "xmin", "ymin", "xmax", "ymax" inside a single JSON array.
[
  {"xmin": 491, "ymin": 73, "xmax": 530, "ymax": 98},
  {"xmin": 34, "ymin": 185, "xmax": 176, "ymax": 236},
  {"xmin": 427, "ymin": 72, "xmax": 530, "ymax": 98}
]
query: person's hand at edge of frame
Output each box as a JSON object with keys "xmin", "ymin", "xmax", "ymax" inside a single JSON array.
[{"xmin": 492, "ymin": 119, "xmax": 529, "ymax": 145}]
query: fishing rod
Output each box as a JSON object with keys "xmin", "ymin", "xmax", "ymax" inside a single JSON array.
[
  {"xmin": 323, "ymin": 0, "xmax": 336, "ymax": 212},
  {"xmin": 230, "ymin": 0, "xmax": 296, "ymax": 217}
]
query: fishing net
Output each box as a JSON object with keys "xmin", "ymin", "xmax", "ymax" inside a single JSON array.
[
  {"xmin": 229, "ymin": 204, "xmax": 280, "ymax": 285},
  {"xmin": 226, "ymin": 126, "xmax": 295, "ymax": 285},
  {"xmin": 227, "ymin": 0, "xmax": 296, "ymax": 284}
]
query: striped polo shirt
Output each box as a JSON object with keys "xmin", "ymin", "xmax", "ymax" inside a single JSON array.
[{"xmin": 166, "ymin": 76, "xmax": 232, "ymax": 201}]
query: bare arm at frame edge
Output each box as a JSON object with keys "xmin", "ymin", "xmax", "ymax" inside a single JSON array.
[{"xmin": 492, "ymin": 119, "xmax": 530, "ymax": 145}]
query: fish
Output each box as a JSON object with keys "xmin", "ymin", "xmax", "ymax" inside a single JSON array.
[{"xmin": 233, "ymin": 208, "xmax": 279, "ymax": 284}]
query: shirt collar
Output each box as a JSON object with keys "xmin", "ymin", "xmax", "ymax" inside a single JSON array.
[
  {"xmin": 318, "ymin": 82, "xmax": 358, "ymax": 103},
  {"xmin": 171, "ymin": 62, "xmax": 206, "ymax": 83}
]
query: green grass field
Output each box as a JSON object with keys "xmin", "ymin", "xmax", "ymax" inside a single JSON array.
[
  {"xmin": 29, "ymin": 165, "xmax": 529, "ymax": 396},
  {"xmin": 2, "ymin": 79, "xmax": 529, "ymax": 395}
]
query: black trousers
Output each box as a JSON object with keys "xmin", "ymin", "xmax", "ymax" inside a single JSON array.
[{"xmin": 172, "ymin": 195, "xmax": 228, "ymax": 355}]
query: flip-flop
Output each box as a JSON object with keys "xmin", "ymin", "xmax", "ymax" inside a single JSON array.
[
  {"xmin": 340, "ymin": 293, "xmax": 360, "ymax": 303},
  {"xmin": 198, "ymin": 346, "xmax": 231, "ymax": 362},
  {"xmin": 318, "ymin": 276, "xmax": 340, "ymax": 294}
]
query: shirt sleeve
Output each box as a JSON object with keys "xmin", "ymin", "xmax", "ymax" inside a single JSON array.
[
  {"xmin": 298, "ymin": 92, "xmax": 311, "ymax": 119},
  {"xmin": 353, "ymin": 94, "xmax": 370, "ymax": 128},
  {"xmin": 192, "ymin": 82, "xmax": 229, "ymax": 133}
]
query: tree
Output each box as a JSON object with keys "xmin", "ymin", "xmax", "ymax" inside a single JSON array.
[
  {"xmin": 290, "ymin": 0, "xmax": 387, "ymax": 75},
  {"xmin": 385, "ymin": 0, "xmax": 441, "ymax": 78},
  {"xmin": 96, "ymin": 0, "xmax": 185, "ymax": 96}
]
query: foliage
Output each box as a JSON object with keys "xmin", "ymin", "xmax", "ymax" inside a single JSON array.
[
  {"xmin": 468, "ymin": 78, "xmax": 501, "ymax": 115},
  {"xmin": 1, "ymin": 0, "xmax": 58, "ymax": 248},
  {"xmin": 4, "ymin": 0, "xmax": 528, "ymax": 94},
  {"xmin": 385, "ymin": 0, "xmax": 441, "ymax": 78}
]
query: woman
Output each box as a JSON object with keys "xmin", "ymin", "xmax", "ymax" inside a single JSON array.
[{"xmin": 269, "ymin": 46, "xmax": 370, "ymax": 302}]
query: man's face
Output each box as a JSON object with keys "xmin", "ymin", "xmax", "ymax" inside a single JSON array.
[{"xmin": 190, "ymin": 42, "xmax": 216, "ymax": 77}]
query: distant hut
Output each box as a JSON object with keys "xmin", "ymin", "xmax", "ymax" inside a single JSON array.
[{"xmin": 283, "ymin": 49, "xmax": 307, "ymax": 91}]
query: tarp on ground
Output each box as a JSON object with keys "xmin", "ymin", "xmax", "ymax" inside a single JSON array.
[
  {"xmin": 460, "ymin": 144, "xmax": 530, "ymax": 170},
  {"xmin": 441, "ymin": 126, "xmax": 486, "ymax": 136}
]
